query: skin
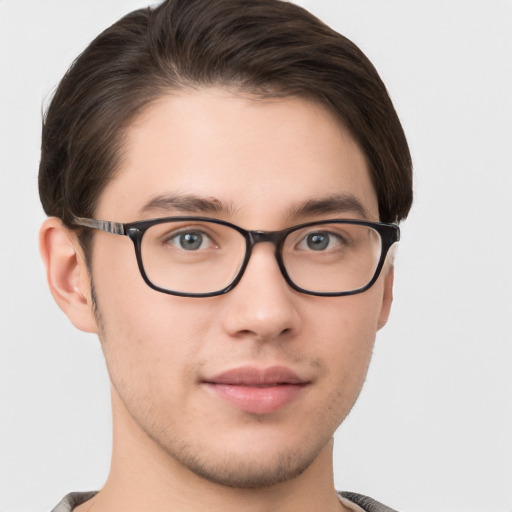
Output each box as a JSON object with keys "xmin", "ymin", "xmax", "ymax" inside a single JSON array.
[{"xmin": 40, "ymin": 89, "xmax": 394, "ymax": 512}]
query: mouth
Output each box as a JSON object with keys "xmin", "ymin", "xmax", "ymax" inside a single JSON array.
[{"xmin": 202, "ymin": 366, "xmax": 309, "ymax": 415}]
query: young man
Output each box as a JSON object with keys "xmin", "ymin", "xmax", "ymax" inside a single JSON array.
[{"xmin": 38, "ymin": 0, "xmax": 412, "ymax": 511}]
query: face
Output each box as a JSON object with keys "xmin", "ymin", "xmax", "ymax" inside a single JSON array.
[{"xmin": 85, "ymin": 89, "xmax": 393, "ymax": 487}]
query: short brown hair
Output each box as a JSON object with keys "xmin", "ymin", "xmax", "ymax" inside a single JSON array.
[{"xmin": 39, "ymin": 0, "xmax": 412, "ymax": 234}]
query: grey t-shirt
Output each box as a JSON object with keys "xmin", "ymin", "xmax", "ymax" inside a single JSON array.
[{"xmin": 51, "ymin": 491, "xmax": 399, "ymax": 512}]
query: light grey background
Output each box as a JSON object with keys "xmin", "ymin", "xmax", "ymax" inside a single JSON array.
[{"xmin": 1, "ymin": 1, "xmax": 511, "ymax": 511}]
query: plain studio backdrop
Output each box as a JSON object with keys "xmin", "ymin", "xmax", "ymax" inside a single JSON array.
[{"xmin": 1, "ymin": 1, "xmax": 511, "ymax": 511}]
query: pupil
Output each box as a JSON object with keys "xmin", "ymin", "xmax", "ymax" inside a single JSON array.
[
  {"xmin": 307, "ymin": 233, "xmax": 328, "ymax": 250},
  {"xmin": 180, "ymin": 232, "xmax": 202, "ymax": 250}
]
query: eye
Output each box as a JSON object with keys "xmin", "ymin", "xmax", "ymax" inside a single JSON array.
[
  {"xmin": 167, "ymin": 230, "xmax": 213, "ymax": 251},
  {"xmin": 298, "ymin": 231, "xmax": 344, "ymax": 251}
]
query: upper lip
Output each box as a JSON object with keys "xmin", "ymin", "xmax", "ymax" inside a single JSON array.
[{"xmin": 204, "ymin": 366, "xmax": 307, "ymax": 386}]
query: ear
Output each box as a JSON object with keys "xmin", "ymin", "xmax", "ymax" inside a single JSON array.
[
  {"xmin": 377, "ymin": 265, "xmax": 394, "ymax": 331},
  {"xmin": 39, "ymin": 217, "xmax": 99, "ymax": 333}
]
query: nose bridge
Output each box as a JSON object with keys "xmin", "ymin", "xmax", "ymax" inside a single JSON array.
[
  {"xmin": 249, "ymin": 229, "xmax": 282, "ymax": 246},
  {"xmin": 244, "ymin": 229, "xmax": 285, "ymax": 281},
  {"xmin": 223, "ymin": 229, "xmax": 301, "ymax": 340}
]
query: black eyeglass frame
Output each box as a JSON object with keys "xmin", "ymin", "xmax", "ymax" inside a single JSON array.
[{"xmin": 72, "ymin": 216, "xmax": 400, "ymax": 298}]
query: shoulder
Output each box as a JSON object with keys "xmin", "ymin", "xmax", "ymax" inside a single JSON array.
[
  {"xmin": 50, "ymin": 492, "xmax": 97, "ymax": 512},
  {"xmin": 51, "ymin": 490, "xmax": 398, "ymax": 512},
  {"xmin": 339, "ymin": 491, "xmax": 400, "ymax": 512}
]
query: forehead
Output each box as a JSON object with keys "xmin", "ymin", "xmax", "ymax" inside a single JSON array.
[{"xmin": 96, "ymin": 88, "xmax": 378, "ymax": 225}]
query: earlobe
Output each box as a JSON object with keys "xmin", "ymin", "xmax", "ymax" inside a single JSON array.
[
  {"xmin": 377, "ymin": 265, "xmax": 394, "ymax": 330},
  {"xmin": 39, "ymin": 217, "xmax": 99, "ymax": 333}
]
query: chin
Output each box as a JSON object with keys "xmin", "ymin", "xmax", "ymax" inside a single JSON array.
[
  {"xmin": 155, "ymin": 423, "xmax": 333, "ymax": 489},
  {"xmin": 180, "ymin": 448, "xmax": 317, "ymax": 489}
]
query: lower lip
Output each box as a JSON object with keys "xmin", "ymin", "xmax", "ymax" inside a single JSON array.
[{"xmin": 204, "ymin": 383, "xmax": 306, "ymax": 415}]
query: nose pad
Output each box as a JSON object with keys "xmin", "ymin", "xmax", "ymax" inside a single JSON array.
[{"xmin": 221, "ymin": 243, "xmax": 302, "ymax": 340}]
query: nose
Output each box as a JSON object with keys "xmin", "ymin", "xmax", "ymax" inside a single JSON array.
[{"xmin": 221, "ymin": 243, "xmax": 302, "ymax": 341}]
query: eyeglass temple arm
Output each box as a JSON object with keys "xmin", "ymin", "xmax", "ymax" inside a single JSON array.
[{"xmin": 71, "ymin": 216, "xmax": 126, "ymax": 236}]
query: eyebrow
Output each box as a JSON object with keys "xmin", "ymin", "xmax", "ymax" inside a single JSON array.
[
  {"xmin": 139, "ymin": 193, "xmax": 235, "ymax": 216},
  {"xmin": 286, "ymin": 193, "xmax": 371, "ymax": 220},
  {"xmin": 139, "ymin": 192, "xmax": 371, "ymax": 220}
]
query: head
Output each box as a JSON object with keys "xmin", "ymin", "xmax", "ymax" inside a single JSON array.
[{"xmin": 39, "ymin": 0, "xmax": 412, "ymax": 491}]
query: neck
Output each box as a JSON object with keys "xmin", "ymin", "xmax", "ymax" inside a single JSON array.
[{"xmin": 77, "ymin": 389, "xmax": 347, "ymax": 512}]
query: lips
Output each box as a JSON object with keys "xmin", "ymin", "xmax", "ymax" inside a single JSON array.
[{"xmin": 203, "ymin": 366, "xmax": 309, "ymax": 415}]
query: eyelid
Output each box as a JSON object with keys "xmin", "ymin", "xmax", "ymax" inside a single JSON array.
[
  {"xmin": 289, "ymin": 224, "xmax": 349, "ymax": 238},
  {"xmin": 152, "ymin": 220, "xmax": 219, "ymax": 236}
]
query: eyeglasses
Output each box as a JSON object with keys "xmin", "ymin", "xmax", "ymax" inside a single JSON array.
[{"xmin": 72, "ymin": 216, "xmax": 399, "ymax": 297}]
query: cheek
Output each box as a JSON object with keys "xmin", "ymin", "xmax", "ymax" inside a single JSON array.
[
  {"xmin": 96, "ymin": 285, "xmax": 216, "ymax": 371},
  {"xmin": 312, "ymin": 286, "xmax": 386, "ymax": 384},
  {"xmin": 95, "ymin": 290, "xmax": 222, "ymax": 433},
  {"xmin": 91, "ymin": 232, "xmax": 211, "ymax": 344},
  {"xmin": 90, "ymin": 238, "xmax": 217, "ymax": 390},
  {"xmin": 315, "ymin": 284, "xmax": 384, "ymax": 348}
]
